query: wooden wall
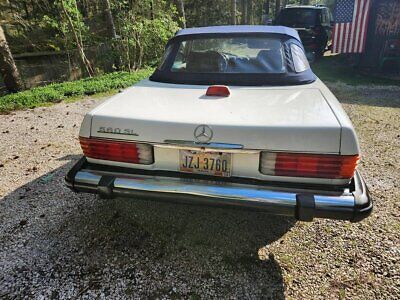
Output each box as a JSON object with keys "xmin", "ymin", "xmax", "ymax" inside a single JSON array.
[{"xmin": 360, "ymin": 0, "xmax": 400, "ymax": 68}]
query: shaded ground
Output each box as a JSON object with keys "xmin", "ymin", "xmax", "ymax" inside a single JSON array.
[
  {"xmin": 0, "ymin": 80, "xmax": 399, "ymax": 298},
  {"xmin": 313, "ymin": 54, "xmax": 400, "ymax": 86}
]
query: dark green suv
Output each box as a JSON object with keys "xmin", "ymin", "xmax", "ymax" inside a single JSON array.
[{"xmin": 276, "ymin": 5, "xmax": 333, "ymax": 59}]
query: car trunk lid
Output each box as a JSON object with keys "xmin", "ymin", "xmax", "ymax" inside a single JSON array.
[{"xmin": 90, "ymin": 80, "xmax": 341, "ymax": 153}]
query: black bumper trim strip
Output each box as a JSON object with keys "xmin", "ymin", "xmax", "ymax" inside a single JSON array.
[
  {"xmin": 98, "ymin": 176, "xmax": 115, "ymax": 199},
  {"xmin": 296, "ymin": 194, "xmax": 316, "ymax": 222}
]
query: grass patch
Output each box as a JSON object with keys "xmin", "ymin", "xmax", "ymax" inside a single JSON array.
[
  {"xmin": 0, "ymin": 69, "xmax": 153, "ymax": 113},
  {"xmin": 312, "ymin": 55, "xmax": 400, "ymax": 86}
]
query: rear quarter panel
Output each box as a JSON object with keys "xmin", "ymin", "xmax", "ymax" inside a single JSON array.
[{"xmin": 314, "ymin": 79, "xmax": 360, "ymax": 155}]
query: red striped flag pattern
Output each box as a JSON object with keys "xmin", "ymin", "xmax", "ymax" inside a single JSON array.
[{"xmin": 332, "ymin": 0, "xmax": 372, "ymax": 54}]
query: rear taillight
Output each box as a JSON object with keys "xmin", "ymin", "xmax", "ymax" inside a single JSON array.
[
  {"xmin": 80, "ymin": 137, "xmax": 154, "ymax": 165},
  {"xmin": 260, "ymin": 152, "xmax": 359, "ymax": 179}
]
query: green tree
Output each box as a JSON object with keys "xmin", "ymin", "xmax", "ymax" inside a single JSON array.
[
  {"xmin": 57, "ymin": 0, "xmax": 94, "ymax": 76},
  {"xmin": 113, "ymin": 0, "xmax": 179, "ymax": 70}
]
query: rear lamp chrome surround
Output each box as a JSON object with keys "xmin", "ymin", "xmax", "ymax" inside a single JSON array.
[
  {"xmin": 260, "ymin": 151, "xmax": 360, "ymax": 179},
  {"xmin": 79, "ymin": 137, "xmax": 154, "ymax": 165}
]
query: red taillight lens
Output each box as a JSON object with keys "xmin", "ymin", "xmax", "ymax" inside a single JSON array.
[
  {"xmin": 260, "ymin": 152, "xmax": 359, "ymax": 179},
  {"xmin": 80, "ymin": 137, "xmax": 154, "ymax": 165},
  {"xmin": 206, "ymin": 85, "xmax": 231, "ymax": 97}
]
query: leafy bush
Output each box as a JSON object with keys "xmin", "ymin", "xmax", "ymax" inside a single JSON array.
[
  {"xmin": 0, "ymin": 69, "xmax": 153, "ymax": 113},
  {"xmin": 114, "ymin": 1, "xmax": 179, "ymax": 70}
]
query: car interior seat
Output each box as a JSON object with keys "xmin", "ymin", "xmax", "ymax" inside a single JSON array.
[{"xmin": 186, "ymin": 51, "xmax": 222, "ymax": 72}]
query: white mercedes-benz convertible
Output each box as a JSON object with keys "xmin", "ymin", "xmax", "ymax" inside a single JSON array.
[{"xmin": 66, "ymin": 26, "xmax": 372, "ymax": 222}]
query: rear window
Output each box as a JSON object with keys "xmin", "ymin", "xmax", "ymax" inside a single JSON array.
[
  {"xmin": 171, "ymin": 37, "xmax": 286, "ymax": 74},
  {"xmin": 291, "ymin": 44, "xmax": 310, "ymax": 73},
  {"xmin": 150, "ymin": 33, "xmax": 317, "ymax": 86},
  {"xmin": 277, "ymin": 8, "xmax": 318, "ymax": 28}
]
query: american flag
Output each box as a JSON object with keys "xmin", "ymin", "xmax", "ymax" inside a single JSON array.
[{"xmin": 332, "ymin": 0, "xmax": 372, "ymax": 54}]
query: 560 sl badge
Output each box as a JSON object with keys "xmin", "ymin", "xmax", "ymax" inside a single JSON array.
[{"xmin": 97, "ymin": 127, "xmax": 139, "ymax": 136}]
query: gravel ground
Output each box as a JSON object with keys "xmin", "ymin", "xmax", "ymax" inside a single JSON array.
[{"xmin": 0, "ymin": 83, "xmax": 399, "ymax": 299}]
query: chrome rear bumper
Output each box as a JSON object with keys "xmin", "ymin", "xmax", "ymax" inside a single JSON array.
[{"xmin": 65, "ymin": 157, "xmax": 372, "ymax": 222}]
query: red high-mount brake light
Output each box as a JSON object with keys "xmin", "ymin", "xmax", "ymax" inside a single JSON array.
[
  {"xmin": 260, "ymin": 152, "xmax": 359, "ymax": 179},
  {"xmin": 79, "ymin": 137, "xmax": 153, "ymax": 165},
  {"xmin": 206, "ymin": 85, "xmax": 231, "ymax": 97}
]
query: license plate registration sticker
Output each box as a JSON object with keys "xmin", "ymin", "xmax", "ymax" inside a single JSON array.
[{"xmin": 179, "ymin": 150, "xmax": 232, "ymax": 177}]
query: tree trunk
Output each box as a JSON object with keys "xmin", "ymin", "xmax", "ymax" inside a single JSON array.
[
  {"xmin": 241, "ymin": 0, "xmax": 247, "ymax": 24},
  {"xmin": 275, "ymin": 0, "xmax": 281, "ymax": 19},
  {"xmin": 150, "ymin": 0, "xmax": 154, "ymax": 20},
  {"xmin": 262, "ymin": 0, "xmax": 270, "ymax": 24},
  {"xmin": 264, "ymin": 0, "xmax": 270, "ymax": 15},
  {"xmin": 247, "ymin": 0, "xmax": 253, "ymax": 25},
  {"xmin": 0, "ymin": 25, "xmax": 23, "ymax": 92},
  {"xmin": 175, "ymin": 0, "xmax": 186, "ymax": 28},
  {"xmin": 103, "ymin": 0, "xmax": 117, "ymax": 39},
  {"xmin": 231, "ymin": 0, "xmax": 236, "ymax": 25}
]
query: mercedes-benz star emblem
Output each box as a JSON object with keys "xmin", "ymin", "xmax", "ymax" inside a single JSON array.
[{"xmin": 194, "ymin": 124, "xmax": 213, "ymax": 143}]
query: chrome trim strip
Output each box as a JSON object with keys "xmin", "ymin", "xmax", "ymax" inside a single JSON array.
[
  {"xmin": 159, "ymin": 141, "xmax": 257, "ymax": 153},
  {"xmin": 164, "ymin": 140, "xmax": 244, "ymax": 149},
  {"xmin": 314, "ymin": 195, "xmax": 355, "ymax": 209},
  {"xmin": 75, "ymin": 171, "xmax": 101, "ymax": 185}
]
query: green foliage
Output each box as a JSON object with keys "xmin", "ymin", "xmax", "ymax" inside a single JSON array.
[
  {"xmin": 113, "ymin": 0, "xmax": 179, "ymax": 69},
  {"xmin": 1, "ymin": 0, "xmax": 179, "ymax": 71},
  {"xmin": 3, "ymin": 0, "xmax": 333, "ymax": 87},
  {"xmin": 55, "ymin": 0, "xmax": 92, "ymax": 50},
  {"xmin": 0, "ymin": 69, "xmax": 153, "ymax": 113},
  {"xmin": 185, "ymin": 0, "xmax": 232, "ymax": 27}
]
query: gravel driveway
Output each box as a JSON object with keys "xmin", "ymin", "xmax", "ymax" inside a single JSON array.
[{"xmin": 0, "ymin": 83, "xmax": 399, "ymax": 299}]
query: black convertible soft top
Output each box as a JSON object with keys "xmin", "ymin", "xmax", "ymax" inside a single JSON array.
[
  {"xmin": 150, "ymin": 26, "xmax": 317, "ymax": 86},
  {"xmin": 175, "ymin": 25, "xmax": 302, "ymax": 41}
]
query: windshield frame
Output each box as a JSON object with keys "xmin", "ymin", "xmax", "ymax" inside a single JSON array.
[{"xmin": 150, "ymin": 32, "xmax": 316, "ymax": 86}]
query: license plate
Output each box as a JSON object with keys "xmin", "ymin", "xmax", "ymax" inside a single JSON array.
[{"xmin": 179, "ymin": 150, "xmax": 232, "ymax": 177}]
